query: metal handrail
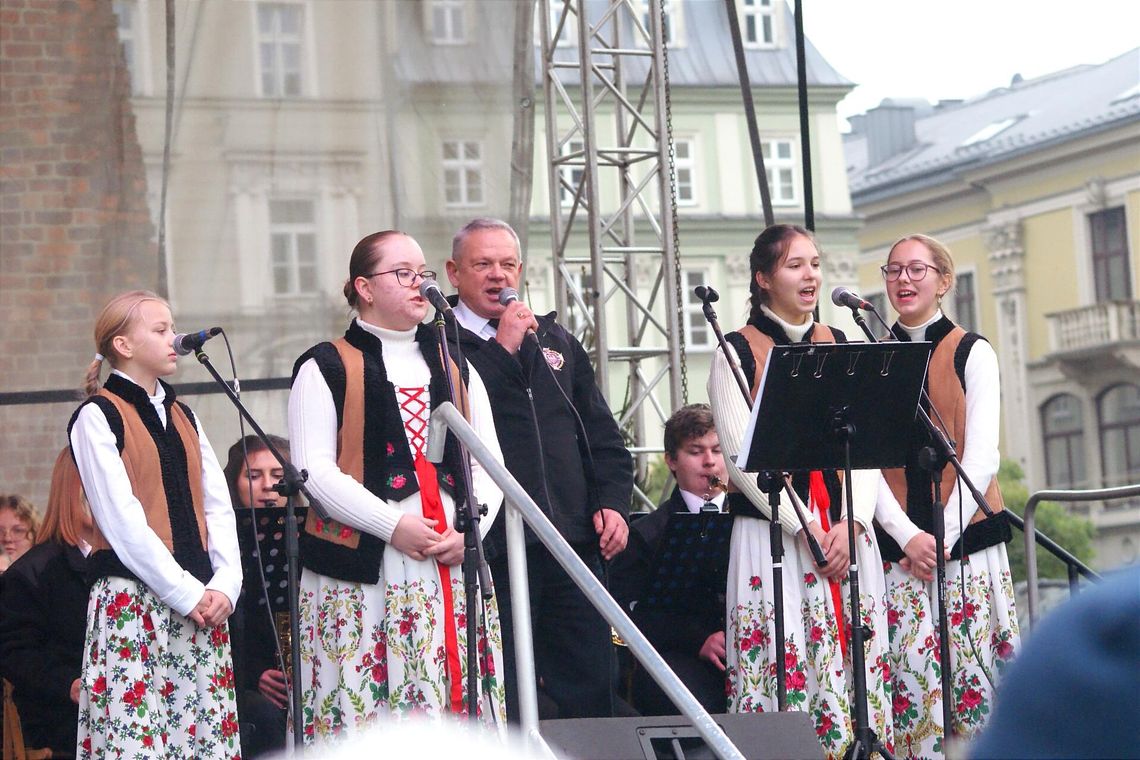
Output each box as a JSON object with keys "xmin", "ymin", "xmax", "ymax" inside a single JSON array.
[
  {"xmin": 1022, "ymin": 483, "xmax": 1140, "ymax": 627},
  {"xmin": 427, "ymin": 402, "xmax": 746, "ymax": 760}
]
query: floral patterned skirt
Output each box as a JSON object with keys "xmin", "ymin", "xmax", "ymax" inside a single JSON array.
[
  {"xmin": 884, "ymin": 543, "xmax": 1019, "ymax": 759},
  {"xmin": 77, "ymin": 577, "xmax": 241, "ymax": 759},
  {"xmin": 298, "ymin": 554, "xmax": 507, "ymax": 744},
  {"xmin": 726, "ymin": 517, "xmax": 893, "ymax": 760}
]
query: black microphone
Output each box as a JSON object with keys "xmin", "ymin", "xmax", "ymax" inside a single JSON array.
[
  {"xmin": 694, "ymin": 285, "xmax": 720, "ymax": 303},
  {"xmin": 173, "ymin": 327, "xmax": 222, "ymax": 356},
  {"xmin": 419, "ymin": 278, "xmax": 453, "ymax": 314},
  {"xmin": 831, "ymin": 286, "xmax": 874, "ymax": 311}
]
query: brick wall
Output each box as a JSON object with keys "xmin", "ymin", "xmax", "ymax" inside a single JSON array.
[{"xmin": 0, "ymin": 0, "xmax": 155, "ymax": 512}]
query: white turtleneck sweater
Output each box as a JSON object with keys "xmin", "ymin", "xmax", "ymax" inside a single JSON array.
[
  {"xmin": 707, "ymin": 305, "xmax": 877, "ymax": 534},
  {"xmin": 874, "ymin": 310, "xmax": 1002, "ymax": 553},
  {"xmin": 288, "ymin": 319, "xmax": 504, "ymax": 545}
]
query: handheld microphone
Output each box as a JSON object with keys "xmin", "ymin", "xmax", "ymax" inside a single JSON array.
[
  {"xmin": 173, "ymin": 327, "xmax": 222, "ymax": 356},
  {"xmin": 497, "ymin": 287, "xmax": 520, "ymax": 306},
  {"xmin": 831, "ymin": 286, "xmax": 874, "ymax": 311},
  {"xmin": 694, "ymin": 285, "xmax": 720, "ymax": 303},
  {"xmin": 419, "ymin": 278, "xmax": 453, "ymax": 314}
]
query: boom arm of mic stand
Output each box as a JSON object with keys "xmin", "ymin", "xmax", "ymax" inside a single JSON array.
[
  {"xmin": 701, "ymin": 301, "xmax": 828, "ymax": 568},
  {"xmin": 849, "ymin": 306, "xmax": 994, "ymax": 518},
  {"xmin": 191, "ymin": 348, "xmax": 330, "ymax": 521}
]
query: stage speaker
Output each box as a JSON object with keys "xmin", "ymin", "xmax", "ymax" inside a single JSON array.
[{"xmin": 539, "ymin": 712, "xmax": 822, "ymax": 760}]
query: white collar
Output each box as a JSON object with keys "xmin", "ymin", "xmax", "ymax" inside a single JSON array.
[
  {"xmin": 355, "ymin": 317, "xmax": 417, "ymax": 345},
  {"xmin": 453, "ymin": 299, "xmax": 496, "ymax": 340},
  {"xmin": 760, "ymin": 304, "xmax": 814, "ymax": 343},
  {"xmin": 899, "ymin": 309, "xmax": 944, "ymax": 342},
  {"xmin": 679, "ymin": 489, "xmax": 726, "ymax": 514}
]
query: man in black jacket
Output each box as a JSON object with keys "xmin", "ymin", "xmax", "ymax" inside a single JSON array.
[
  {"xmin": 444, "ymin": 217, "xmax": 633, "ymax": 721},
  {"xmin": 610, "ymin": 404, "xmax": 731, "ymax": 715}
]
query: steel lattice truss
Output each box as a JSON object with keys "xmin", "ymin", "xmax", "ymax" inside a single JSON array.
[{"xmin": 538, "ymin": 0, "xmax": 685, "ymax": 476}]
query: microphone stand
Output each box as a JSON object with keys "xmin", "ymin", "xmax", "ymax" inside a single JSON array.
[
  {"xmin": 191, "ymin": 347, "xmax": 329, "ymax": 750},
  {"xmin": 847, "ymin": 304, "xmax": 996, "ymax": 746},
  {"xmin": 431, "ymin": 307, "xmax": 494, "ymax": 723},
  {"xmin": 697, "ymin": 286, "xmax": 828, "ymax": 711}
]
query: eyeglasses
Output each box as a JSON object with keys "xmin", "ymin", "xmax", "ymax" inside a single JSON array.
[
  {"xmin": 881, "ymin": 262, "xmax": 941, "ymax": 282},
  {"xmin": 365, "ymin": 268, "xmax": 437, "ymax": 287},
  {"xmin": 0, "ymin": 526, "xmax": 29, "ymax": 540}
]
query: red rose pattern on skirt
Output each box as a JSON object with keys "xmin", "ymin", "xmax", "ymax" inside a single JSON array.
[{"xmin": 77, "ymin": 577, "xmax": 241, "ymax": 759}]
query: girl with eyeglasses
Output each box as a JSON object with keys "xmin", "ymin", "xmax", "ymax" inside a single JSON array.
[
  {"xmin": 873, "ymin": 234, "xmax": 1019, "ymax": 758},
  {"xmin": 708, "ymin": 224, "xmax": 893, "ymax": 759},
  {"xmin": 68, "ymin": 290, "xmax": 243, "ymax": 757},
  {"xmin": 0, "ymin": 494, "xmax": 39, "ymax": 568},
  {"xmin": 288, "ymin": 231, "xmax": 507, "ymax": 741}
]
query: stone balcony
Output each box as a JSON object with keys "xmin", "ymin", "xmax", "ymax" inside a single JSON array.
[{"xmin": 1046, "ymin": 300, "xmax": 1140, "ymax": 361}]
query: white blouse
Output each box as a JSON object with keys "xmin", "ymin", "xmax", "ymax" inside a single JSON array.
[{"xmin": 69, "ymin": 369, "xmax": 242, "ymax": 617}]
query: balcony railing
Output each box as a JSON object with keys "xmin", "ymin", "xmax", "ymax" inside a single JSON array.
[{"xmin": 1047, "ymin": 300, "xmax": 1140, "ymax": 354}]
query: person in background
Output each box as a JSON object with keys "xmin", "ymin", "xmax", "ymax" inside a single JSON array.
[
  {"xmin": 68, "ymin": 289, "xmax": 242, "ymax": 757},
  {"xmin": 0, "ymin": 494, "xmax": 40, "ymax": 569},
  {"xmin": 610, "ymin": 404, "xmax": 731, "ymax": 716},
  {"xmin": 223, "ymin": 434, "xmax": 292, "ymax": 757},
  {"xmin": 445, "ymin": 217, "xmax": 634, "ymax": 721},
  {"xmin": 0, "ymin": 448, "xmax": 92, "ymax": 757},
  {"xmin": 873, "ymin": 234, "xmax": 1019, "ymax": 758},
  {"xmin": 708, "ymin": 224, "xmax": 892, "ymax": 759}
]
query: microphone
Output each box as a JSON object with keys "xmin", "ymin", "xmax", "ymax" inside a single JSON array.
[
  {"xmin": 419, "ymin": 278, "xmax": 453, "ymax": 314},
  {"xmin": 497, "ymin": 287, "xmax": 521, "ymax": 307},
  {"xmin": 694, "ymin": 285, "xmax": 720, "ymax": 303},
  {"xmin": 173, "ymin": 327, "xmax": 222, "ymax": 356},
  {"xmin": 831, "ymin": 286, "xmax": 874, "ymax": 311}
]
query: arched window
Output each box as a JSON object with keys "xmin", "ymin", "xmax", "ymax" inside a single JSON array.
[
  {"xmin": 1098, "ymin": 383, "xmax": 1140, "ymax": 487},
  {"xmin": 1041, "ymin": 394, "xmax": 1086, "ymax": 488}
]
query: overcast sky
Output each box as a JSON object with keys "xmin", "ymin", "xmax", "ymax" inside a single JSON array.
[{"xmin": 803, "ymin": 0, "xmax": 1140, "ymax": 127}]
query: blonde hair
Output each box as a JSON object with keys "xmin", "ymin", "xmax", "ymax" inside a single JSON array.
[
  {"xmin": 37, "ymin": 448, "xmax": 93, "ymax": 547},
  {"xmin": 888, "ymin": 234, "xmax": 956, "ymax": 293},
  {"xmin": 0, "ymin": 494, "xmax": 41, "ymax": 544},
  {"xmin": 83, "ymin": 290, "xmax": 170, "ymax": 397}
]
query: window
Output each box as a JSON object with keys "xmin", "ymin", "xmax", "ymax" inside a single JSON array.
[
  {"xmin": 953, "ymin": 271, "xmax": 977, "ymax": 333},
  {"xmin": 559, "ymin": 140, "xmax": 585, "ymax": 208},
  {"xmin": 762, "ymin": 139, "xmax": 797, "ymax": 205},
  {"xmin": 537, "ymin": 2, "xmax": 577, "ymax": 47},
  {"xmin": 112, "ymin": 0, "xmax": 149, "ymax": 95},
  {"xmin": 429, "ymin": 0, "xmax": 466, "ymax": 45},
  {"xmin": 867, "ymin": 291, "xmax": 889, "ymax": 319},
  {"xmin": 961, "ymin": 117, "xmax": 1018, "ymax": 147},
  {"xmin": 269, "ymin": 199, "xmax": 318, "ymax": 295},
  {"xmin": 673, "ymin": 138, "xmax": 696, "ymax": 206},
  {"xmin": 682, "ymin": 269, "xmax": 713, "ymax": 350},
  {"xmin": 562, "ymin": 269, "xmax": 589, "ymax": 335},
  {"xmin": 257, "ymin": 3, "xmax": 304, "ymax": 97},
  {"xmin": 1042, "ymin": 394, "xmax": 1087, "ymax": 488},
  {"xmin": 1099, "ymin": 383, "xmax": 1140, "ymax": 487},
  {"xmin": 638, "ymin": 0, "xmax": 685, "ymax": 47},
  {"xmin": 1090, "ymin": 207, "xmax": 1132, "ymax": 301},
  {"xmin": 739, "ymin": 0, "xmax": 777, "ymax": 47},
  {"xmin": 442, "ymin": 140, "xmax": 484, "ymax": 207}
]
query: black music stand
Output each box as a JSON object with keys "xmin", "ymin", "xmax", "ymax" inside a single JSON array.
[
  {"xmin": 740, "ymin": 340, "xmax": 930, "ymax": 760},
  {"xmin": 641, "ymin": 512, "xmax": 733, "ymax": 613}
]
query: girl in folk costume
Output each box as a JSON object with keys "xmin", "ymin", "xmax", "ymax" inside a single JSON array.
[
  {"xmin": 288, "ymin": 231, "xmax": 507, "ymax": 741},
  {"xmin": 708, "ymin": 225, "xmax": 893, "ymax": 759},
  {"xmin": 873, "ymin": 235, "xmax": 1019, "ymax": 758},
  {"xmin": 68, "ymin": 291, "xmax": 243, "ymax": 758}
]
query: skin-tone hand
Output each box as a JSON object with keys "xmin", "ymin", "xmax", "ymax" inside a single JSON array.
[
  {"xmin": 493, "ymin": 301, "xmax": 539, "ymax": 355},
  {"xmin": 698, "ymin": 631, "xmax": 727, "ymax": 671},
  {"xmin": 593, "ymin": 508, "xmax": 628, "ymax": 561},
  {"xmin": 70, "ymin": 678, "xmax": 81, "ymax": 704},
  {"xmin": 258, "ymin": 668, "xmax": 289, "ymax": 709},
  {"xmin": 799, "ymin": 520, "xmax": 827, "ymax": 567},
  {"xmin": 899, "ymin": 531, "xmax": 945, "ymax": 583},
  {"xmin": 423, "ymin": 526, "xmax": 464, "ymax": 566},
  {"xmin": 194, "ymin": 589, "xmax": 233, "ymax": 627},
  {"xmin": 390, "ymin": 514, "xmax": 441, "ymax": 561},
  {"xmin": 819, "ymin": 520, "xmax": 862, "ymax": 581}
]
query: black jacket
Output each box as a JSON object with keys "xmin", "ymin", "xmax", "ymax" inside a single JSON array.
[
  {"xmin": 0, "ymin": 541, "xmax": 89, "ymax": 755},
  {"xmin": 447, "ymin": 308, "xmax": 633, "ymax": 558}
]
